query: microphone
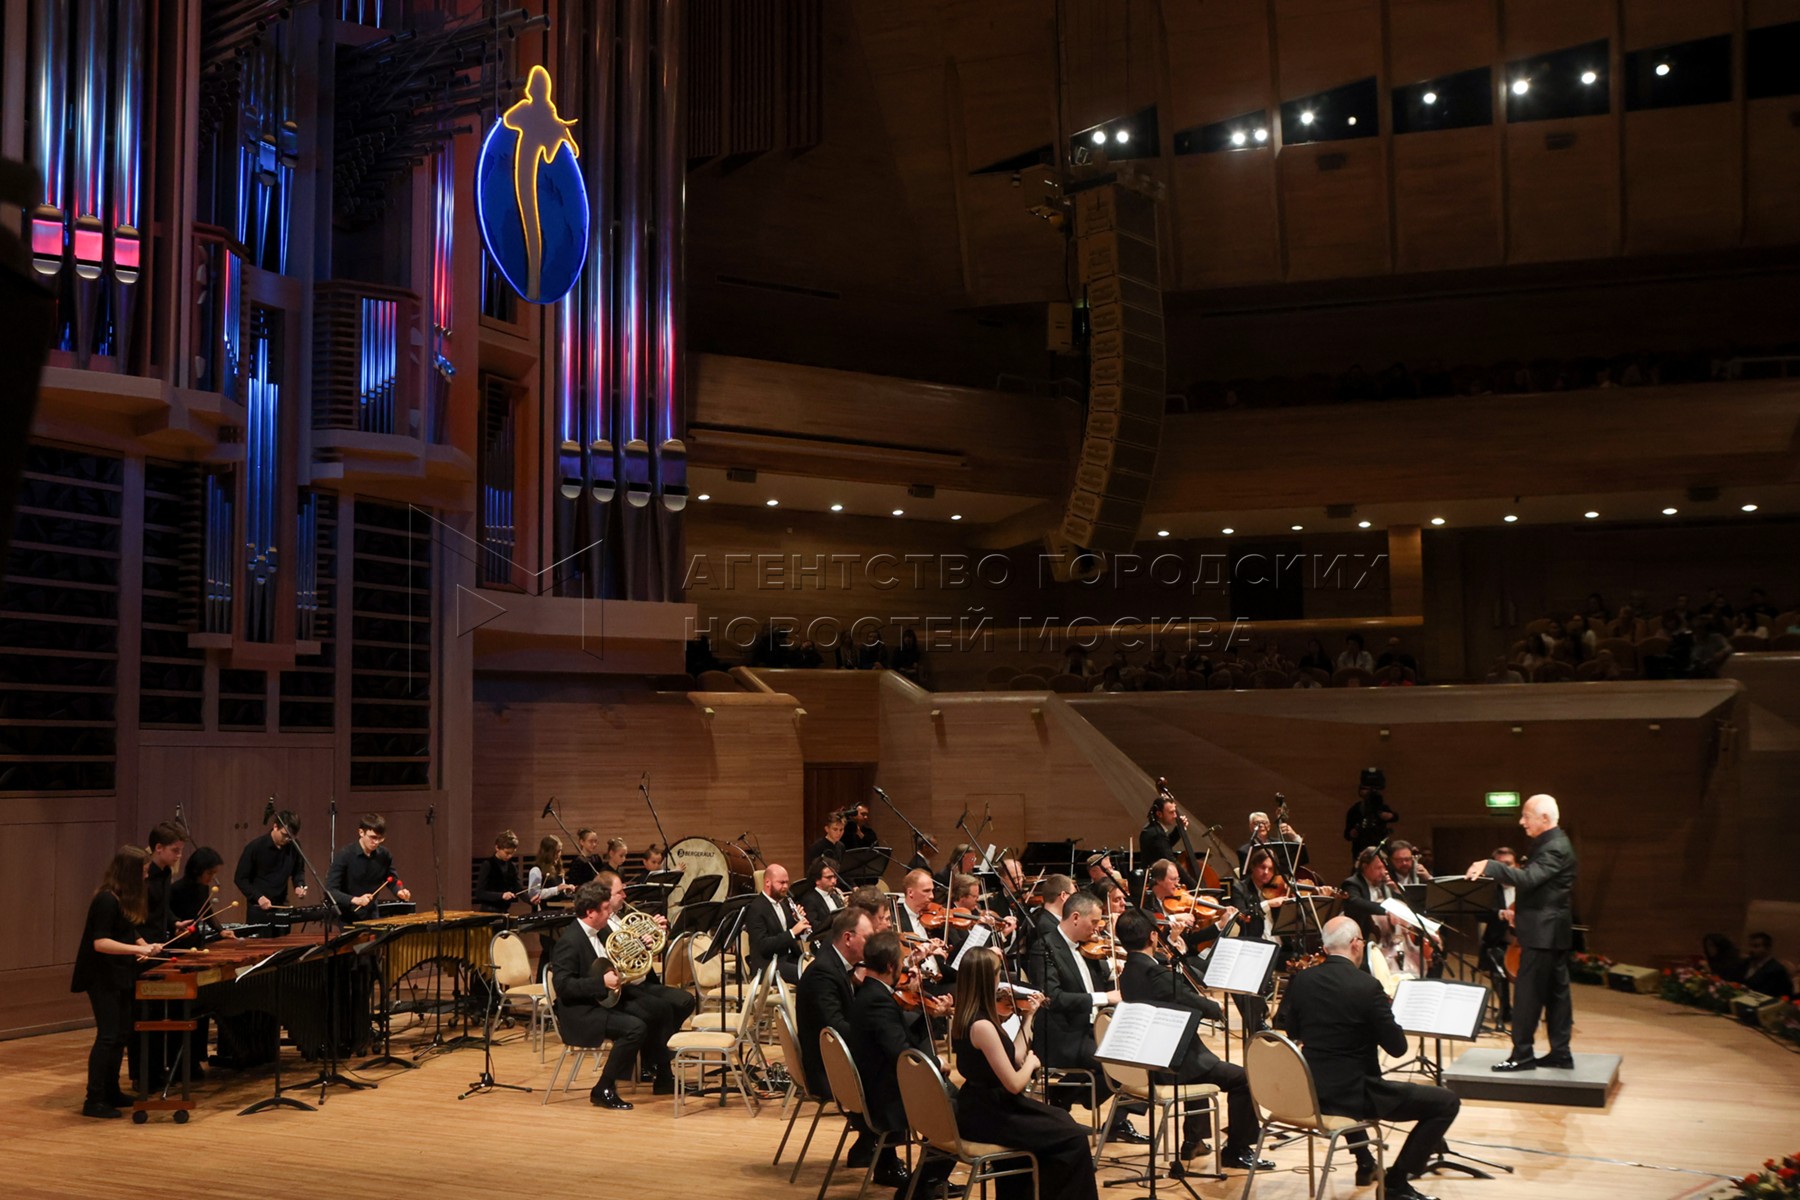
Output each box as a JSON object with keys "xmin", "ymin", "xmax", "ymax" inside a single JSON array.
[
  {"xmin": 873, "ymin": 785, "xmax": 890, "ymax": 800},
  {"xmin": 542, "ymin": 796, "xmax": 557, "ymax": 819}
]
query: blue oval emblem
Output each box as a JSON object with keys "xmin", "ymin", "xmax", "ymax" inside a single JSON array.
[{"xmin": 476, "ymin": 66, "xmax": 590, "ymax": 305}]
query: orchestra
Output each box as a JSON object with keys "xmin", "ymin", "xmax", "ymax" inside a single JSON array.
[{"xmin": 72, "ymin": 785, "xmax": 1578, "ymax": 1200}]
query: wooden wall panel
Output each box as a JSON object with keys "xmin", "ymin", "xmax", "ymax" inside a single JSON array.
[
  {"xmin": 1505, "ymin": 115, "xmax": 1619, "ymax": 262},
  {"xmin": 962, "ymin": 174, "xmax": 1074, "ymax": 305},
  {"xmin": 1624, "ymin": 107, "xmax": 1742, "ymax": 253},
  {"xmin": 1162, "ymin": 0, "xmax": 1274, "ymax": 130},
  {"xmin": 746, "ymin": 669, "xmax": 883, "ymax": 762},
  {"xmin": 1279, "ymin": 145, "xmax": 1390, "ymax": 280},
  {"xmin": 1173, "ymin": 155, "xmax": 1282, "ymax": 288},
  {"xmin": 1746, "ymin": 101, "xmax": 1800, "ymax": 246},
  {"xmin": 1274, "ymin": 0, "xmax": 1383, "ymax": 99},
  {"xmin": 1621, "ymin": 0, "xmax": 1734, "ymax": 50},
  {"xmin": 1393, "ymin": 126, "xmax": 1503, "ymax": 271},
  {"xmin": 1389, "ymin": 0, "xmax": 1496, "ymax": 82},
  {"xmin": 1748, "ymin": 0, "xmax": 1800, "ymax": 23},
  {"xmin": 1500, "ymin": 0, "xmax": 1614, "ymax": 58}
]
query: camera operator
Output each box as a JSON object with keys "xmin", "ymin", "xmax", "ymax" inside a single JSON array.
[{"xmin": 1344, "ymin": 767, "xmax": 1398, "ymax": 858}]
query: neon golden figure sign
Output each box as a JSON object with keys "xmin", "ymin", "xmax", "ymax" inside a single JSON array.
[{"xmin": 476, "ymin": 65, "xmax": 590, "ymax": 305}]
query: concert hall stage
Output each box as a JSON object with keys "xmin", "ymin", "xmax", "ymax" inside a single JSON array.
[{"xmin": 1442, "ymin": 1047, "xmax": 1622, "ymax": 1107}]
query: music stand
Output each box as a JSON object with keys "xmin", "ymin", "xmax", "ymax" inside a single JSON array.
[
  {"xmin": 1387, "ymin": 978, "xmax": 1513, "ymax": 1180},
  {"xmin": 1096, "ymin": 1002, "xmax": 1208, "ymax": 1200},
  {"xmin": 838, "ymin": 845, "xmax": 892, "ymax": 888},
  {"xmin": 1201, "ymin": 939, "xmax": 1278, "ymax": 1058},
  {"xmin": 1260, "ymin": 839, "xmax": 1305, "ymax": 879}
]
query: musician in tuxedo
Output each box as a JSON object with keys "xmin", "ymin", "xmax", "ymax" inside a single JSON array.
[
  {"xmin": 848, "ymin": 930, "xmax": 948, "ymax": 1191},
  {"xmin": 1275, "ymin": 916, "xmax": 1459, "ymax": 1200},
  {"xmin": 1465, "ymin": 794, "xmax": 1579, "ymax": 1070},
  {"xmin": 1115, "ymin": 909, "xmax": 1271, "ymax": 1170},
  {"xmin": 1478, "ymin": 847, "xmax": 1518, "ymax": 1024},
  {"xmin": 806, "ymin": 812, "xmax": 847, "ymax": 867},
  {"xmin": 1023, "ymin": 874, "xmax": 1077, "ymax": 989},
  {"xmin": 235, "ymin": 810, "xmax": 308, "ymax": 925},
  {"xmin": 1338, "ymin": 846, "xmax": 1397, "ymax": 976},
  {"xmin": 1237, "ymin": 810, "xmax": 1310, "ymax": 876},
  {"xmin": 473, "ymin": 829, "xmax": 522, "ymax": 914},
  {"xmin": 842, "ymin": 802, "xmax": 880, "ymax": 853},
  {"xmin": 946, "ymin": 872, "xmax": 1018, "ymax": 962},
  {"xmin": 1144, "ymin": 858, "xmax": 1235, "ymax": 963},
  {"xmin": 797, "ymin": 909, "xmax": 879, "ymax": 1167},
  {"xmin": 325, "ymin": 813, "xmax": 412, "ymax": 921},
  {"xmin": 1039, "ymin": 891, "xmax": 1146, "ymax": 1144},
  {"xmin": 1140, "ymin": 794, "xmax": 1195, "ymax": 887},
  {"xmin": 935, "ymin": 843, "xmax": 980, "ymax": 891},
  {"xmin": 894, "ymin": 868, "xmax": 953, "ymax": 991},
  {"xmin": 745, "ymin": 863, "xmax": 811, "ymax": 984},
  {"xmin": 549, "ymin": 882, "xmax": 651, "ymax": 1108},
  {"xmin": 595, "ymin": 870, "xmax": 696, "ymax": 1069},
  {"xmin": 795, "ymin": 856, "xmax": 844, "ymax": 942}
]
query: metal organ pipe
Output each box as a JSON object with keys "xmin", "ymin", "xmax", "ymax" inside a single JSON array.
[
  {"xmin": 618, "ymin": 0, "xmax": 651, "ymax": 507},
  {"xmin": 652, "ymin": 0, "xmax": 687, "ymax": 514},
  {"xmin": 30, "ymin": 0, "xmax": 68, "ymax": 277},
  {"xmin": 582, "ymin": 0, "xmax": 617, "ymax": 505}
]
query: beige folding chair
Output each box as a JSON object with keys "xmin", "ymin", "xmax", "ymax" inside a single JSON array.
[
  {"xmin": 489, "ymin": 930, "xmax": 550, "ymax": 1058},
  {"xmin": 1239, "ymin": 1031, "xmax": 1386, "ymax": 1199},
  {"xmin": 539, "ymin": 968, "xmax": 613, "ymax": 1105},
  {"xmin": 817, "ymin": 1027, "xmax": 902, "ymax": 1200},
  {"xmin": 771, "ymin": 1005, "xmax": 837, "ymax": 1182},
  {"xmin": 1091, "ymin": 1010, "xmax": 1221, "ymax": 1180},
  {"xmin": 896, "ymin": 1047, "xmax": 1039, "ymax": 1200},
  {"xmin": 666, "ymin": 960, "xmax": 765, "ymax": 1117}
]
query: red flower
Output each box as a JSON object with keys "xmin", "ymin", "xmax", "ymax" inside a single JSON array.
[
  {"xmin": 1780, "ymin": 1166, "xmax": 1798, "ymax": 1181},
  {"xmin": 1740, "ymin": 1173, "xmax": 1759, "ymax": 1185}
]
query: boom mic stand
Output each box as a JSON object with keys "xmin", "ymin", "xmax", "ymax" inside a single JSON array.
[
  {"xmin": 871, "ymin": 785, "xmax": 938, "ymax": 863},
  {"xmin": 638, "ymin": 772, "xmax": 672, "ymax": 851},
  {"xmin": 542, "ymin": 796, "xmax": 602, "ymax": 883},
  {"xmin": 459, "ymin": 910, "xmax": 533, "ymax": 1100}
]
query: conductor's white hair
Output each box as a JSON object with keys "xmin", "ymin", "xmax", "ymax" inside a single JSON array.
[{"xmin": 1527, "ymin": 793, "xmax": 1560, "ymax": 823}]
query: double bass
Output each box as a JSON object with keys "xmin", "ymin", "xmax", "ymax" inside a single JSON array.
[{"xmin": 1157, "ymin": 777, "xmax": 1224, "ymax": 895}]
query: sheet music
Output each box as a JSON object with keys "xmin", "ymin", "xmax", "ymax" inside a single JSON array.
[
  {"xmin": 1096, "ymin": 1001, "xmax": 1193, "ymax": 1070},
  {"xmin": 1390, "ymin": 979, "xmax": 1488, "ymax": 1040},
  {"xmin": 980, "ymin": 844, "xmax": 998, "ymax": 872},
  {"xmin": 1380, "ymin": 896, "xmax": 1443, "ymax": 938},
  {"xmin": 1202, "ymin": 937, "xmax": 1277, "ymax": 994},
  {"xmin": 951, "ymin": 924, "xmax": 992, "ymax": 970}
]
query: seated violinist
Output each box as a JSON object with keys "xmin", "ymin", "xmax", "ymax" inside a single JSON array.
[
  {"xmin": 946, "ymin": 872, "xmax": 1018, "ymax": 961},
  {"xmin": 894, "ymin": 868, "xmax": 954, "ymax": 991},
  {"xmin": 1143, "ymin": 859, "xmax": 1237, "ymax": 961}
]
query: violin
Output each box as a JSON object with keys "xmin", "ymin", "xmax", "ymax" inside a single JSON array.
[
  {"xmin": 1260, "ymin": 877, "xmax": 1347, "ymax": 904},
  {"xmin": 920, "ymin": 904, "xmax": 1003, "ymax": 931}
]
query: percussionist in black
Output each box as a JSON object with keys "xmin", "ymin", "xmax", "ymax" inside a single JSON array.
[
  {"xmin": 235, "ymin": 809, "xmax": 308, "ymax": 924},
  {"xmin": 326, "ymin": 813, "xmax": 413, "ymax": 921}
]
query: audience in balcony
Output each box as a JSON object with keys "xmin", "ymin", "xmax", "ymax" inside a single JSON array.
[
  {"xmin": 1296, "ymin": 637, "xmax": 1332, "ymax": 675},
  {"xmin": 1336, "ymin": 633, "xmax": 1374, "ymax": 673},
  {"xmin": 1375, "ymin": 636, "xmax": 1420, "ymax": 680},
  {"xmin": 892, "ymin": 628, "xmax": 924, "ymax": 683}
]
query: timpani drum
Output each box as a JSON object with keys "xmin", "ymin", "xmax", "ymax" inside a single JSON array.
[{"xmin": 665, "ymin": 836, "xmax": 755, "ymax": 928}]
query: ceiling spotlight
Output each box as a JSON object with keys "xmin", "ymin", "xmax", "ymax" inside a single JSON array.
[
  {"xmin": 1512, "ymin": 78, "xmax": 1530, "ymax": 95},
  {"xmin": 1742, "ymin": 503, "xmax": 1759, "ymax": 512},
  {"xmin": 1114, "ymin": 129, "xmax": 1130, "ymax": 144},
  {"xmin": 1580, "ymin": 70, "xmax": 1598, "ymax": 85},
  {"xmin": 1430, "ymin": 517, "xmax": 1446, "ymax": 526},
  {"xmin": 1655, "ymin": 62, "xmax": 1671, "ymax": 77},
  {"xmin": 1503, "ymin": 514, "xmax": 1519, "ymax": 523},
  {"xmin": 1254, "ymin": 127, "xmax": 1268, "ymax": 143},
  {"xmin": 1422, "ymin": 91, "xmax": 1438, "ymax": 105},
  {"xmin": 696, "ymin": 493, "xmax": 710, "ymax": 501},
  {"xmin": 1357, "ymin": 520, "xmax": 1371, "ymax": 529},
  {"xmin": 891, "ymin": 509, "xmax": 904, "ymax": 517},
  {"xmin": 1222, "ymin": 527, "xmax": 1235, "ymax": 535},
  {"xmin": 1300, "ymin": 110, "xmax": 1315, "ymax": 125},
  {"xmin": 829, "ymin": 503, "xmax": 844, "ymax": 512},
  {"xmin": 1291, "ymin": 524, "xmax": 1304, "ymax": 531},
  {"xmin": 1661, "ymin": 506, "xmax": 1678, "ymax": 516},
  {"xmin": 1347, "ymin": 116, "xmax": 1358, "ymax": 126},
  {"xmin": 1231, "ymin": 130, "xmax": 1247, "ymax": 146},
  {"xmin": 1584, "ymin": 510, "xmax": 1599, "ymax": 519},
  {"xmin": 766, "ymin": 498, "xmax": 780, "ymax": 507},
  {"xmin": 1091, "ymin": 129, "xmax": 1107, "ymax": 145},
  {"xmin": 1156, "ymin": 530, "xmax": 1170, "ymax": 538},
  {"xmin": 950, "ymin": 514, "xmax": 962, "ymax": 521}
]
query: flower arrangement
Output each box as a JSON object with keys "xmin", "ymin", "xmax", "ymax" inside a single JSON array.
[
  {"xmin": 1769, "ymin": 1003, "xmax": 1800, "ymax": 1048},
  {"xmin": 1569, "ymin": 951, "xmax": 1613, "ymax": 985},
  {"xmin": 1659, "ymin": 961, "xmax": 1747, "ymax": 1013},
  {"xmin": 1730, "ymin": 1152, "xmax": 1800, "ymax": 1197}
]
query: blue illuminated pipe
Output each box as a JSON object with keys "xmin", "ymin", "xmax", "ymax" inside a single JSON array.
[
  {"xmin": 31, "ymin": 0, "xmax": 68, "ymax": 277},
  {"xmin": 582, "ymin": 0, "xmax": 618, "ymax": 504},
  {"xmin": 618, "ymin": 0, "xmax": 651, "ymax": 507},
  {"xmin": 72, "ymin": 0, "xmax": 108, "ymax": 282},
  {"xmin": 652, "ymin": 0, "xmax": 687, "ymax": 513},
  {"xmin": 112, "ymin": 0, "xmax": 143, "ymax": 284}
]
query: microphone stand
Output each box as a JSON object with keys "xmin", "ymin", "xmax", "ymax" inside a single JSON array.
[
  {"xmin": 871, "ymin": 785, "xmax": 938, "ymax": 863},
  {"xmin": 542, "ymin": 797, "xmax": 602, "ymax": 884},
  {"xmin": 638, "ymin": 773, "xmax": 672, "ymax": 852}
]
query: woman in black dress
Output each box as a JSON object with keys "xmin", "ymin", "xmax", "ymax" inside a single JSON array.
[
  {"xmin": 950, "ymin": 948, "xmax": 1099, "ymax": 1200},
  {"xmin": 70, "ymin": 846, "xmax": 163, "ymax": 1118}
]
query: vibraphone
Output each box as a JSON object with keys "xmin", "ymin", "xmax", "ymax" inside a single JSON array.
[
  {"xmin": 354, "ymin": 910, "xmax": 502, "ymax": 991},
  {"xmin": 133, "ymin": 931, "xmax": 371, "ymax": 1123}
]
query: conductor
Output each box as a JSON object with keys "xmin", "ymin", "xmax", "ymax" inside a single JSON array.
[{"xmin": 1465, "ymin": 793, "xmax": 1579, "ymax": 1071}]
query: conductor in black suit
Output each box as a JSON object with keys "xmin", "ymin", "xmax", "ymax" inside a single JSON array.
[
  {"xmin": 548, "ymin": 882, "xmax": 648, "ymax": 1110},
  {"xmin": 1115, "ymin": 909, "xmax": 1271, "ymax": 1170},
  {"xmin": 797, "ymin": 909, "xmax": 881, "ymax": 1169},
  {"xmin": 745, "ymin": 863, "xmax": 812, "ymax": 984},
  {"xmin": 1039, "ymin": 891, "xmax": 1146, "ymax": 1144},
  {"xmin": 1276, "ymin": 916, "xmax": 1460, "ymax": 1200},
  {"xmin": 1466, "ymin": 793, "xmax": 1579, "ymax": 1071}
]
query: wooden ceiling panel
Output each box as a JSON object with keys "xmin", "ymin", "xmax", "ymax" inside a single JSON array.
[
  {"xmin": 1500, "ymin": 0, "xmax": 1615, "ymax": 59},
  {"xmin": 1274, "ymin": 0, "xmax": 1383, "ymax": 99},
  {"xmin": 1746, "ymin": 101, "xmax": 1800, "ymax": 246},
  {"xmin": 1506, "ymin": 115, "xmax": 1619, "ymax": 263},
  {"xmin": 1393, "ymin": 126, "xmax": 1503, "ymax": 272},
  {"xmin": 1278, "ymin": 143, "xmax": 1391, "ymax": 281},
  {"xmin": 955, "ymin": 49, "xmax": 1059, "ymax": 168},
  {"xmin": 1389, "ymin": 0, "xmax": 1497, "ymax": 84},
  {"xmin": 1162, "ymin": 0, "xmax": 1275, "ymax": 130},
  {"xmin": 1621, "ymin": 0, "xmax": 1734, "ymax": 52},
  {"xmin": 1172, "ymin": 154, "xmax": 1283, "ymax": 288},
  {"xmin": 1624, "ymin": 106, "xmax": 1742, "ymax": 254}
]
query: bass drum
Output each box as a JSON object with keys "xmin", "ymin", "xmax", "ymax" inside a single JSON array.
[{"xmin": 665, "ymin": 836, "xmax": 755, "ymax": 929}]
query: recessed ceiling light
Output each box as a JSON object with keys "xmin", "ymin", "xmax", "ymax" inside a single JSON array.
[
  {"xmin": 1503, "ymin": 514, "xmax": 1518, "ymax": 523},
  {"xmin": 1291, "ymin": 524, "xmax": 1304, "ymax": 531},
  {"xmin": 1430, "ymin": 517, "xmax": 1446, "ymax": 526},
  {"xmin": 766, "ymin": 498, "xmax": 780, "ymax": 507},
  {"xmin": 1346, "ymin": 116, "xmax": 1358, "ymax": 126},
  {"xmin": 1253, "ymin": 128, "xmax": 1268, "ymax": 143},
  {"xmin": 1661, "ymin": 507, "xmax": 1678, "ymax": 516},
  {"xmin": 1422, "ymin": 91, "xmax": 1438, "ymax": 105},
  {"xmin": 1357, "ymin": 520, "xmax": 1371, "ymax": 529},
  {"xmin": 696, "ymin": 493, "xmax": 710, "ymax": 501},
  {"xmin": 1741, "ymin": 503, "xmax": 1759, "ymax": 512},
  {"xmin": 1222, "ymin": 527, "xmax": 1235, "ymax": 535},
  {"xmin": 1300, "ymin": 110, "xmax": 1315, "ymax": 125},
  {"xmin": 1156, "ymin": 530, "xmax": 1170, "ymax": 538},
  {"xmin": 1512, "ymin": 78, "xmax": 1530, "ymax": 95},
  {"xmin": 1580, "ymin": 70, "xmax": 1598, "ymax": 85},
  {"xmin": 891, "ymin": 509, "xmax": 904, "ymax": 517},
  {"xmin": 950, "ymin": 514, "xmax": 962, "ymax": 521},
  {"xmin": 1584, "ymin": 511, "xmax": 1599, "ymax": 519},
  {"xmin": 829, "ymin": 503, "xmax": 843, "ymax": 512}
]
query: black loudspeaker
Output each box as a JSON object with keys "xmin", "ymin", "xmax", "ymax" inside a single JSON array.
[{"xmin": 1060, "ymin": 183, "xmax": 1165, "ymax": 554}]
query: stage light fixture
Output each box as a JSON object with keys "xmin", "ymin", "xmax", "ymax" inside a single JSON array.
[
  {"xmin": 1358, "ymin": 520, "xmax": 1371, "ymax": 529},
  {"xmin": 1655, "ymin": 62, "xmax": 1671, "ymax": 76},
  {"xmin": 1222, "ymin": 527, "xmax": 1235, "ymax": 535},
  {"xmin": 1661, "ymin": 507, "xmax": 1678, "ymax": 516},
  {"xmin": 1254, "ymin": 128, "xmax": 1268, "ymax": 143},
  {"xmin": 1300, "ymin": 110, "xmax": 1315, "ymax": 125},
  {"xmin": 830, "ymin": 503, "xmax": 843, "ymax": 512},
  {"xmin": 1423, "ymin": 91, "xmax": 1438, "ymax": 104},
  {"xmin": 1503, "ymin": 514, "xmax": 1518, "ymax": 523},
  {"xmin": 1512, "ymin": 78, "xmax": 1530, "ymax": 95},
  {"xmin": 1291, "ymin": 524, "xmax": 1304, "ymax": 531},
  {"xmin": 1156, "ymin": 530, "xmax": 1170, "ymax": 538},
  {"xmin": 1581, "ymin": 70, "xmax": 1598, "ymax": 84},
  {"xmin": 1091, "ymin": 129, "xmax": 1107, "ymax": 145},
  {"xmin": 697, "ymin": 493, "xmax": 711, "ymax": 501},
  {"xmin": 1115, "ymin": 129, "xmax": 1130, "ymax": 144},
  {"xmin": 766, "ymin": 498, "xmax": 780, "ymax": 507},
  {"xmin": 1347, "ymin": 116, "xmax": 1358, "ymax": 126},
  {"xmin": 1430, "ymin": 517, "xmax": 1446, "ymax": 526},
  {"xmin": 1742, "ymin": 503, "xmax": 1759, "ymax": 512},
  {"xmin": 1584, "ymin": 510, "xmax": 1599, "ymax": 519},
  {"xmin": 891, "ymin": 509, "xmax": 904, "ymax": 517},
  {"xmin": 1231, "ymin": 131, "xmax": 1247, "ymax": 146},
  {"xmin": 951, "ymin": 514, "xmax": 962, "ymax": 521}
]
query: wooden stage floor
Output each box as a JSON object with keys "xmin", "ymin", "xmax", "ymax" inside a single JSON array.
[{"xmin": 0, "ymin": 984, "xmax": 1792, "ymax": 1200}]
